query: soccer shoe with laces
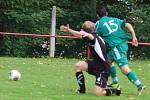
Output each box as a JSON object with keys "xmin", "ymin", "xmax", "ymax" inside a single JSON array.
[
  {"xmin": 137, "ymin": 85, "xmax": 146, "ymax": 96},
  {"xmin": 107, "ymin": 83, "xmax": 120, "ymax": 89}
]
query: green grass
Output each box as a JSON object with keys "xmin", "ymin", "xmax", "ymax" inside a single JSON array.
[{"xmin": 0, "ymin": 57, "xmax": 149, "ymax": 100}]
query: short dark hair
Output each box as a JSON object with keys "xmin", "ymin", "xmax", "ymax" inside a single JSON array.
[{"xmin": 96, "ymin": 6, "xmax": 107, "ymax": 18}]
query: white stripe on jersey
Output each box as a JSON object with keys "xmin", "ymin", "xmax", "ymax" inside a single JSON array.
[
  {"xmin": 113, "ymin": 47, "xmax": 121, "ymax": 59},
  {"xmin": 98, "ymin": 36, "xmax": 105, "ymax": 44},
  {"xmin": 94, "ymin": 38, "xmax": 106, "ymax": 61},
  {"xmin": 95, "ymin": 21, "xmax": 100, "ymax": 32}
]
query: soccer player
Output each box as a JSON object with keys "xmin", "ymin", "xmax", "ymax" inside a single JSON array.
[
  {"xmin": 60, "ymin": 21, "xmax": 121, "ymax": 96},
  {"xmin": 94, "ymin": 6, "xmax": 145, "ymax": 96}
]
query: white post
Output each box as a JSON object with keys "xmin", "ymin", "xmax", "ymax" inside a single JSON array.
[{"xmin": 49, "ymin": 6, "xmax": 56, "ymax": 57}]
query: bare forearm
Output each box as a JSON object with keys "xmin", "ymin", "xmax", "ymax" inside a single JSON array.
[
  {"xmin": 68, "ymin": 28, "xmax": 82, "ymax": 38},
  {"xmin": 125, "ymin": 23, "xmax": 138, "ymax": 46},
  {"xmin": 125, "ymin": 23, "xmax": 136, "ymax": 38},
  {"xmin": 60, "ymin": 25, "xmax": 94, "ymax": 40}
]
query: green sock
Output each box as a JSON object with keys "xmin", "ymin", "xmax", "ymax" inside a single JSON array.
[
  {"xmin": 127, "ymin": 71, "xmax": 141, "ymax": 87},
  {"xmin": 110, "ymin": 66, "xmax": 118, "ymax": 84}
]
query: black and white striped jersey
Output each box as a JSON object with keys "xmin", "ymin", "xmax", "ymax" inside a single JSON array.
[{"xmin": 87, "ymin": 33, "xmax": 110, "ymax": 70}]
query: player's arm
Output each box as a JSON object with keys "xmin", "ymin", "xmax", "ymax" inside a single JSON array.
[
  {"xmin": 125, "ymin": 23, "xmax": 138, "ymax": 46},
  {"xmin": 79, "ymin": 30, "xmax": 94, "ymax": 40},
  {"xmin": 60, "ymin": 25, "xmax": 82, "ymax": 38},
  {"xmin": 60, "ymin": 25, "xmax": 94, "ymax": 40}
]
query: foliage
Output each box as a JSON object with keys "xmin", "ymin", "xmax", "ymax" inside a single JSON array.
[
  {"xmin": 0, "ymin": 0, "xmax": 149, "ymax": 59},
  {"xmin": 125, "ymin": 2, "xmax": 150, "ymax": 59},
  {"xmin": 0, "ymin": 0, "xmax": 52, "ymax": 57}
]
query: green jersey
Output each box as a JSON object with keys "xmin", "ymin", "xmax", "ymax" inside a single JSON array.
[{"xmin": 96, "ymin": 16, "xmax": 131, "ymax": 48}]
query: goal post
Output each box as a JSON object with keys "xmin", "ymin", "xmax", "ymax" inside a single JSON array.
[{"xmin": 49, "ymin": 6, "xmax": 56, "ymax": 57}]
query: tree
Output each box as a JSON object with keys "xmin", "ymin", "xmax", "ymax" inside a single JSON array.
[{"xmin": 0, "ymin": 0, "xmax": 149, "ymax": 58}]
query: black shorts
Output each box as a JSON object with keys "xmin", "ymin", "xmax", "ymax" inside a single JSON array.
[{"xmin": 87, "ymin": 60, "xmax": 110, "ymax": 88}]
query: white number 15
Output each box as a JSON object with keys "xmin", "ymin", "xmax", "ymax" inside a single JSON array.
[{"xmin": 103, "ymin": 20, "xmax": 118, "ymax": 34}]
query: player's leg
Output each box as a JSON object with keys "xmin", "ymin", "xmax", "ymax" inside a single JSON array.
[
  {"xmin": 108, "ymin": 62, "xmax": 120, "ymax": 88},
  {"xmin": 93, "ymin": 71, "xmax": 121, "ymax": 96},
  {"xmin": 115, "ymin": 43, "xmax": 145, "ymax": 95},
  {"xmin": 107, "ymin": 50, "xmax": 119, "ymax": 88},
  {"xmin": 74, "ymin": 61, "xmax": 88, "ymax": 93},
  {"xmin": 94, "ymin": 85, "xmax": 121, "ymax": 96},
  {"xmin": 120, "ymin": 64, "xmax": 146, "ymax": 96},
  {"xmin": 110, "ymin": 63, "xmax": 118, "ymax": 84},
  {"xmin": 120, "ymin": 64, "xmax": 141, "ymax": 86}
]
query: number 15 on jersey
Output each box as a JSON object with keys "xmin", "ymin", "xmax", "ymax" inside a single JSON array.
[{"xmin": 103, "ymin": 20, "xmax": 118, "ymax": 34}]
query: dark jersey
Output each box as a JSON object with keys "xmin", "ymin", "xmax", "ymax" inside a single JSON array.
[
  {"xmin": 86, "ymin": 33, "xmax": 110, "ymax": 71},
  {"xmin": 83, "ymin": 33, "xmax": 110, "ymax": 87}
]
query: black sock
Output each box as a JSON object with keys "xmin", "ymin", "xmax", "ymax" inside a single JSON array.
[
  {"xmin": 76, "ymin": 72, "xmax": 85, "ymax": 93},
  {"xmin": 105, "ymin": 88, "xmax": 121, "ymax": 96}
]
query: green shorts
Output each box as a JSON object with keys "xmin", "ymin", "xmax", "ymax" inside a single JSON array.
[{"xmin": 108, "ymin": 43, "xmax": 128, "ymax": 67}]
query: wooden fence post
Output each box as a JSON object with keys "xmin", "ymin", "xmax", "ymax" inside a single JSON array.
[{"xmin": 49, "ymin": 6, "xmax": 56, "ymax": 57}]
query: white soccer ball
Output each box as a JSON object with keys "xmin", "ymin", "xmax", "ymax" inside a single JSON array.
[{"xmin": 9, "ymin": 70, "xmax": 21, "ymax": 81}]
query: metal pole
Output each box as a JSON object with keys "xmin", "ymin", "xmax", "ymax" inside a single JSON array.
[{"xmin": 49, "ymin": 6, "xmax": 56, "ymax": 57}]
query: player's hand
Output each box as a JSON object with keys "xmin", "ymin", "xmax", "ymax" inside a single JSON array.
[
  {"xmin": 60, "ymin": 25, "xmax": 69, "ymax": 32},
  {"xmin": 132, "ymin": 37, "xmax": 138, "ymax": 46},
  {"xmin": 80, "ymin": 30, "xmax": 89, "ymax": 38}
]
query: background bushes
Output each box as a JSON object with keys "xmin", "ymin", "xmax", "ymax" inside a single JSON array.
[{"xmin": 0, "ymin": 0, "xmax": 149, "ymax": 59}]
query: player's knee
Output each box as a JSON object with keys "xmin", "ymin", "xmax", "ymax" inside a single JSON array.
[
  {"xmin": 111, "ymin": 62, "xmax": 114, "ymax": 67},
  {"xmin": 74, "ymin": 62, "xmax": 82, "ymax": 72},
  {"xmin": 94, "ymin": 91, "xmax": 103, "ymax": 96},
  {"xmin": 93, "ymin": 86, "xmax": 104, "ymax": 96},
  {"xmin": 74, "ymin": 61, "xmax": 87, "ymax": 72},
  {"xmin": 120, "ymin": 64, "xmax": 131, "ymax": 75}
]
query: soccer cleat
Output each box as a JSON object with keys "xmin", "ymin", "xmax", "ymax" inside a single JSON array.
[
  {"xmin": 76, "ymin": 89, "xmax": 86, "ymax": 94},
  {"xmin": 137, "ymin": 85, "xmax": 146, "ymax": 96},
  {"xmin": 115, "ymin": 86, "xmax": 121, "ymax": 96},
  {"xmin": 107, "ymin": 83, "xmax": 120, "ymax": 89}
]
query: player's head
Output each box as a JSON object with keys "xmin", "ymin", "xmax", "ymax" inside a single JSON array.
[
  {"xmin": 82, "ymin": 21, "xmax": 95, "ymax": 33},
  {"xmin": 96, "ymin": 6, "xmax": 108, "ymax": 18}
]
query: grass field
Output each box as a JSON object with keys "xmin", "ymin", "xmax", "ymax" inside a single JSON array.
[{"xmin": 0, "ymin": 57, "xmax": 149, "ymax": 100}]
